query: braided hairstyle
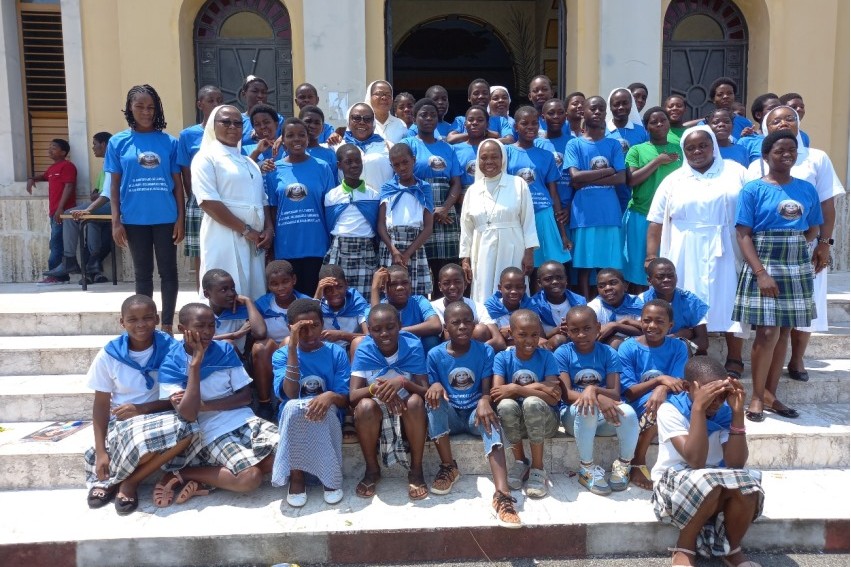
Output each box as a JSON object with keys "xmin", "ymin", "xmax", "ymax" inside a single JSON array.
[{"xmin": 123, "ymin": 84, "xmax": 167, "ymax": 131}]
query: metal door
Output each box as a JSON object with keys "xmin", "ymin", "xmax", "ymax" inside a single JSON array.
[{"xmin": 663, "ymin": 43, "xmax": 746, "ymax": 120}]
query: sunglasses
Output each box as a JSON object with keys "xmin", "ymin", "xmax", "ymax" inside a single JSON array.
[
  {"xmin": 350, "ymin": 114, "xmax": 374, "ymax": 123},
  {"xmin": 216, "ymin": 120, "xmax": 243, "ymax": 129}
]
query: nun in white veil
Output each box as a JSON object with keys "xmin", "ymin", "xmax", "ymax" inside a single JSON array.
[
  {"xmin": 606, "ymin": 87, "xmax": 648, "ymax": 149},
  {"xmin": 459, "ymin": 139, "xmax": 539, "ymax": 304},
  {"xmin": 364, "ymin": 80, "xmax": 409, "ymax": 143},
  {"xmin": 331, "ymin": 102, "xmax": 394, "ymax": 194},
  {"xmin": 191, "ymin": 104, "xmax": 271, "ymax": 299}
]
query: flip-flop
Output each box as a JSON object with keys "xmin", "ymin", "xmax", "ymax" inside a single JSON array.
[
  {"xmin": 115, "ymin": 494, "xmax": 138, "ymax": 516},
  {"xmin": 787, "ymin": 368, "xmax": 810, "ymax": 382},
  {"xmin": 355, "ymin": 473, "xmax": 381, "ymax": 498},
  {"xmin": 407, "ymin": 474, "xmax": 428, "ymax": 501},
  {"xmin": 175, "ymin": 480, "xmax": 210, "ymax": 505},
  {"xmin": 724, "ymin": 358, "xmax": 744, "ymax": 379},
  {"xmin": 87, "ymin": 486, "xmax": 116, "ymax": 509},
  {"xmin": 153, "ymin": 475, "xmax": 181, "ymax": 508}
]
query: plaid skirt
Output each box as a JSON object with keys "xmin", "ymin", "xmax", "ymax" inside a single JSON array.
[
  {"xmin": 732, "ymin": 230, "xmax": 815, "ymax": 327},
  {"xmin": 171, "ymin": 416, "xmax": 279, "ymax": 475},
  {"xmin": 183, "ymin": 194, "xmax": 203, "ymax": 257},
  {"xmin": 379, "ymin": 225, "xmax": 432, "ymax": 296},
  {"xmin": 652, "ymin": 467, "xmax": 764, "ymax": 558},
  {"xmin": 84, "ymin": 411, "xmax": 198, "ymax": 489},
  {"xmin": 424, "ymin": 177, "xmax": 460, "ymax": 260},
  {"xmin": 271, "ymin": 399, "xmax": 344, "ymax": 489},
  {"xmin": 324, "ymin": 235, "xmax": 379, "ymax": 297}
]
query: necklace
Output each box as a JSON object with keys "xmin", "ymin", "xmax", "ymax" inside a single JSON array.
[{"xmin": 485, "ymin": 182, "xmax": 502, "ymax": 227}]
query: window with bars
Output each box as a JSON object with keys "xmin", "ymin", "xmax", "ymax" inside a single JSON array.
[{"xmin": 18, "ymin": 4, "xmax": 68, "ymax": 176}]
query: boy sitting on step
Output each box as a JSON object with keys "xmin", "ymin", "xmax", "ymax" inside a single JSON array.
[
  {"xmin": 587, "ymin": 267, "xmax": 644, "ymax": 349},
  {"xmin": 425, "ymin": 301, "xmax": 520, "ymax": 527},
  {"xmin": 370, "ymin": 265, "xmax": 442, "ymax": 353},
  {"xmin": 84, "ymin": 294, "xmax": 198, "ymax": 515},
  {"xmin": 483, "ymin": 266, "xmax": 534, "ymax": 348},
  {"xmin": 315, "ymin": 264, "xmax": 369, "ymax": 358},
  {"xmin": 529, "ymin": 260, "xmax": 587, "ymax": 350}
]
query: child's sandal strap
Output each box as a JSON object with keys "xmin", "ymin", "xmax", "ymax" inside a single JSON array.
[
  {"xmin": 667, "ymin": 547, "xmax": 696, "ymax": 556},
  {"xmin": 727, "ymin": 546, "xmax": 742, "ymax": 556}
]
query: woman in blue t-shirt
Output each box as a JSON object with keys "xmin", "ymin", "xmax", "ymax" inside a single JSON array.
[
  {"xmin": 105, "ymin": 84, "xmax": 184, "ymax": 333},
  {"xmin": 733, "ymin": 131, "xmax": 823, "ymax": 423}
]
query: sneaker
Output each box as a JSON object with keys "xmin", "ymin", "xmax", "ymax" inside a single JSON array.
[
  {"xmin": 526, "ymin": 468, "xmax": 548, "ymax": 498},
  {"xmin": 430, "ymin": 461, "xmax": 460, "ymax": 495},
  {"xmin": 36, "ymin": 276, "xmax": 69, "ymax": 286},
  {"xmin": 92, "ymin": 274, "xmax": 109, "ymax": 284},
  {"xmin": 492, "ymin": 491, "xmax": 522, "ymax": 528},
  {"xmin": 507, "ymin": 458, "xmax": 530, "ymax": 490},
  {"xmin": 77, "ymin": 275, "xmax": 93, "ymax": 286},
  {"xmin": 609, "ymin": 459, "xmax": 631, "ymax": 491},
  {"xmin": 43, "ymin": 257, "xmax": 81, "ymax": 278},
  {"xmin": 578, "ymin": 463, "xmax": 612, "ymax": 496}
]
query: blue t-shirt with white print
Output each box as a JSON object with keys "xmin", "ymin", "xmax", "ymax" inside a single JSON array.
[
  {"xmin": 505, "ymin": 145, "xmax": 561, "ymax": 212},
  {"xmin": 563, "ymin": 136, "xmax": 625, "ymax": 228},
  {"xmin": 427, "ymin": 340, "xmax": 494, "ymax": 410},
  {"xmin": 400, "ymin": 136, "xmax": 462, "ymax": 182},
  {"xmin": 494, "ymin": 347, "xmax": 559, "ymax": 406},
  {"xmin": 176, "ymin": 124, "xmax": 204, "ymax": 168},
  {"xmin": 617, "ymin": 336, "xmax": 687, "ymax": 415},
  {"xmin": 553, "ymin": 341, "xmax": 621, "ymax": 392}
]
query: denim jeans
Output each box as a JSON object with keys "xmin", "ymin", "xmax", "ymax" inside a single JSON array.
[
  {"xmin": 427, "ymin": 399, "xmax": 503, "ymax": 456},
  {"xmin": 61, "ymin": 203, "xmax": 112, "ymax": 272},
  {"xmin": 560, "ymin": 402, "xmax": 639, "ymax": 463},
  {"xmin": 47, "ymin": 216, "xmax": 68, "ymax": 280},
  {"xmin": 496, "ymin": 397, "xmax": 558, "ymax": 445}
]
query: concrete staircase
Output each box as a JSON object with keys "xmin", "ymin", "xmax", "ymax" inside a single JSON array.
[{"xmin": 0, "ymin": 280, "xmax": 848, "ymax": 567}]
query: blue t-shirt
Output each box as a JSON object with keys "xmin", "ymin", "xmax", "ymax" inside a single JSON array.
[
  {"xmin": 103, "ymin": 129, "xmax": 180, "ymax": 225},
  {"xmin": 266, "ymin": 157, "xmax": 335, "ymax": 259},
  {"xmin": 735, "ymin": 178, "xmax": 823, "ymax": 232},
  {"xmin": 800, "ymin": 130, "xmax": 810, "ymax": 148},
  {"xmin": 731, "ymin": 114, "xmax": 752, "ymax": 140},
  {"xmin": 307, "ymin": 146, "xmax": 339, "ymax": 183},
  {"xmin": 640, "ymin": 287, "xmax": 709, "ymax": 334},
  {"xmin": 553, "ymin": 341, "xmax": 621, "ymax": 393},
  {"xmin": 493, "ymin": 347, "xmax": 559, "ymax": 406},
  {"xmin": 271, "ymin": 342, "xmax": 351, "ymax": 404},
  {"xmin": 242, "ymin": 142, "xmax": 277, "ymax": 163},
  {"xmin": 176, "ymin": 124, "xmax": 204, "ymax": 168},
  {"xmin": 617, "ymin": 336, "xmax": 687, "ymax": 414},
  {"xmin": 407, "ymin": 121, "xmax": 453, "ymax": 139},
  {"xmin": 505, "ymin": 145, "xmax": 561, "ymax": 212},
  {"xmin": 535, "ymin": 135, "xmax": 574, "ymax": 208},
  {"xmin": 319, "ymin": 123, "xmax": 335, "ymax": 144},
  {"xmin": 450, "ymin": 115, "xmax": 514, "ymax": 139},
  {"xmin": 380, "ymin": 295, "xmax": 437, "ymax": 328},
  {"xmin": 606, "ymin": 126, "xmax": 648, "ymax": 213},
  {"xmin": 400, "ymin": 136, "xmax": 462, "ymax": 182},
  {"xmin": 564, "ymin": 136, "xmax": 626, "ymax": 228},
  {"xmin": 452, "ymin": 142, "xmax": 479, "ymax": 188},
  {"xmin": 241, "ymin": 112, "xmax": 285, "ymax": 146},
  {"xmin": 427, "ymin": 340, "xmax": 495, "ymax": 410},
  {"xmin": 735, "ymin": 134, "xmax": 763, "ymax": 165},
  {"xmin": 719, "ymin": 144, "xmax": 750, "ymax": 167}
]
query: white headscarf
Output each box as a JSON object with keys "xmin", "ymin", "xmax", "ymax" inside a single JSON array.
[
  {"xmin": 364, "ymin": 80, "xmax": 393, "ymax": 109},
  {"xmin": 198, "ymin": 104, "xmax": 242, "ymax": 154},
  {"xmin": 474, "ymin": 139, "xmax": 508, "ymax": 182},
  {"xmin": 606, "ymin": 87, "xmax": 643, "ymax": 131},
  {"xmin": 679, "ymin": 125, "xmax": 724, "ymax": 178},
  {"xmin": 761, "ymin": 105, "xmax": 807, "ymax": 161},
  {"xmin": 489, "ymin": 86, "xmax": 511, "ymax": 104}
]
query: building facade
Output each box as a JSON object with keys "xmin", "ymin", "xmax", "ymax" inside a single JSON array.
[{"xmin": 0, "ymin": 0, "xmax": 847, "ymax": 281}]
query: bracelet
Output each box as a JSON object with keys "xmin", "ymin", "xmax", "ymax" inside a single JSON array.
[
  {"xmin": 729, "ymin": 425, "xmax": 746, "ymax": 435},
  {"xmin": 285, "ymin": 375, "xmax": 299, "ymax": 383},
  {"xmin": 368, "ymin": 383, "xmax": 376, "ymax": 396},
  {"xmin": 753, "ymin": 268, "xmax": 766, "ymax": 277}
]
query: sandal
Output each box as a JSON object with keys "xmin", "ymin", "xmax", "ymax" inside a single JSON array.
[
  {"xmin": 668, "ymin": 546, "xmax": 696, "ymax": 567},
  {"xmin": 786, "ymin": 367, "xmax": 810, "ymax": 382},
  {"xmin": 342, "ymin": 414, "xmax": 358, "ymax": 445},
  {"xmin": 153, "ymin": 475, "xmax": 181, "ymax": 508},
  {"xmin": 724, "ymin": 358, "xmax": 745, "ymax": 379},
  {"xmin": 407, "ymin": 472, "xmax": 428, "ymax": 501},
  {"xmin": 722, "ymin": 546, "xmax": 762, "ymax": 567},
  {"xmin": 115, "ymin": 494, "xmax": 138, "ymax": 516},
  {"xmin": 355, "ymin": 471, "xmax": 381, "ymax": 498},
  {"xmin": 87, "ymin": 486, "xmax": 116, "ymax": 509},
  {"xmin": 629, "ymin": 464, "xmax": 653, "ymax": 490},
  {"xmin": 176, "ymin": 479, "xmax": 210, "ymax": 505}
]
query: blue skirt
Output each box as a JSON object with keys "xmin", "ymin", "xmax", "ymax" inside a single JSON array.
[
  {"xmin": 533, "ymin": 207, "xmax": 572, "ymax": 267},
  {"xmin": 622, "ymin": 209, "xmax": 650, "ymax": 285},
  {"xmin": 571, "ymin": 226, "xmax": 623, "ymax": 269}
]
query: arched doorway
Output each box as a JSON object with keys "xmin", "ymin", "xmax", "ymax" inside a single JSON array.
[
  {"xmin": 391, "ymin": 15, "xmax": 514, "ymax": 120},
  {"xmin": 662, "ymin": 0, "xmax": 748, "ymax": 120},
  {"xmin": 194, "ymin": 0, "xmax": 293, "ymax": 121}
]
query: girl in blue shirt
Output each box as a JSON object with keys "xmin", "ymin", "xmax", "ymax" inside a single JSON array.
[
  {"xmin": 239, "ymin": 75, "xmax": 284, "ymax": 146},
  {"xmin": 508, "ymin": 106, "xmax": 572, "ymax": 269},
  {"xmin": 300, "ymin": 106, "xmax": 339, "ymax": 181},
  {"xmin": 105, "ymin": 84, "xmax": 184, "ymax": 333},
  {"xmin": 243, "ymin": 104, "xmax": 280, "ymax": 165},
  {"xmin": 707, "ymin": 109, "xmax": 750, "ymax": 167},
  {"xmin": 447, "ymin": 78, "xmax": 515, "ymax": 145},
  {"xmin": 733, "ymin": 131, "xmax": 823, "ymax": 422},
  {"xmin": 294, "ymin": 82, "xmax": 339, "ymax": 145},
  {"xmin": 265, "ymin": 118, "xmax": 336, "ymax": 296},
  {"xmin": 535, "ymin": 98, "xmax": 576, "ymax": 209},
  {"xmin": 401, "ymin": 98, "xmax": 464, "ymax": 297},
  {"xmin": 564, "ymin": 96, "xmax": 627, "ymax": 299},
  {"xmin": 451, "ymin": 106, "xmax": 489, "ymax": 190}
]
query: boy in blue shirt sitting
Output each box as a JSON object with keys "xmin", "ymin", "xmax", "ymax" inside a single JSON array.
[
  {"xmin": 425, "ymin": 301, "xmax": 520, "ymax": 527},
  {"xmin": 618, "ymin": 299, "xmax": 689, "ymax": 490},
  {"xmin": 484, "ymin": 267, "xmax": 534, "ymax": 348},
  {"xmin": 587, "ymin": 268, "xmax": 643, "ymax": 349},
  {"xmin": 314, "ymin": 264, "xmax": 369, "ymax": 358},
  {"xmin": 370, "ymin": 265, "xmax": 442, "ymax": 353},
  {"xmin": 529, "ymin": 260, "xmax": 587, "ymax": 350}
]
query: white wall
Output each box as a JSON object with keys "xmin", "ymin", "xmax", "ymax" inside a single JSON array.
[
  {"xmin": 302, "ymin": 0, "xmax": 367, "ymax": 127},
  {"xmin": 598, "ymin": 0, "xmax": 663, "ymax": 109},
  {"xmin": 0, "ymin": 0, "xmax": 27, "ymax": 189},
  {"xmin": 61, "ymin": 0, "xmax": 90, "ymax": 195}
]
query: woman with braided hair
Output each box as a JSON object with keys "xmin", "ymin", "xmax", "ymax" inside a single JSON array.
[{"xmin": 105, "ymin": 84, "xmax": 185, "ymax": 334}]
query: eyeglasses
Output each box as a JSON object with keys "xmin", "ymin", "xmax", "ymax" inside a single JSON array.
[
  {"xmin": 216, "ymin": 120, "xmax": 243, "ymax": 129},
  {"xmin": 371, "ymin": 91, "xmax": 392, "ymax": 99},
  {"xmin": 350, "ymin": 114, "xmax": 374, "ymax": 123}
]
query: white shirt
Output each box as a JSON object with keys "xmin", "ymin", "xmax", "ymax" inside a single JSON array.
[
  {"xmin": 263, "ymin": 301, "xmax": 290, "ymax": 343},
  {"xmin": 651, "ymin": 402, "xmax": 729, "ymax": 482},
  {"xmin": 159, "ymin": 353, "xmax": 255, "ymax": 445},
  {"xmin": 86, "ymin": 345, "xmax": 159, "ymax": 412},
  {"xmin": 430, "ymin": 297, "xmax": 494, "ymax": 325},
  {"xmin": 374, "ymin": 114, "xmax": 409, "ymax": 143},
  {"xmin": 351, "ymin": 351, "xmax": 412, "ymax": 397},
  {"xmin": 324, "ymin": 183, "xmax": 379, "ymax": 237},
  {"xmin": 384, "ymin": 191, "xmax": 424, "ymax": 229}
]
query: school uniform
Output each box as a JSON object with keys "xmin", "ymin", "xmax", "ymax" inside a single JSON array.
[
  {"xmin": 617, "ymin": 336, "xmax": 688, "ymax": 418},
  {"xmin": 378, "ymin": 176, "xmax": 435, "ymax": 296},
  {"xmin": 553, "ymin": 341, "xmax": 638, "ymax": 464},
  {"xmin": 176, "ymin": 123, "xmax": 205, "ymax": 258},
  {"xmin": 400, "ymin": 136, "xmax": 463, "ymax": 261},
  {"xmin": 588, "ymin": 293, "xmax": 644, "ymax": 329},
  {"xmin": 320, "ymin": 287, "xmax": 369, "ymax": 347},
  {"xmin": 429, "ymin": 296, "xmax": 494, "ymax": 326},
  {"xmin": 381, "ymin": 294, "xmax": 441, "ymax": 351},
  {"xmin": 640, "ymin": 287, "xmax": 709, "ymax": 335},
  {"xmin": 493, "ymin": 347, "xmax": 560, "ymax": 445},
  {"xmin": 564, "ymin": 136, "xmax": 626, "ymax": 269},
  {"xmin": 159, "ymin": 340, "xmax": 279, "ymax": 475},
  {"xmin": 254, "ymin": 291, "xmax": 311, "ymax": 343},
  {"xmin": 528, "ymin": 289, "xmax": 587, "ymax": 335},
  {"xmin": 426, "ymin": 340, "xmax": 503, "ymax": 456},
  {"xmin": 651, "ymin": 393, "xmax": 764, "ymax": 558},
  {"xmin": 351, "ymin": 331, "xmax": 428, "ymax": 468},
  {"xmin": 505, "ymin": 144, "xmax": 570, "ymax": 266},
  {"xmin": 83, "ymin": 331, "xmax": 197, "ymax": 489},
  {"xmin": 483, "ymin": 291, "xmax": 534, "ymax": 330},
  {"xmin": 211, "ymin": 304, "xmax": 250, "ymax": 355},
  {"xmin": 270, "ymin": 341, "xmax": 350, "ymax": 490},
  {"xmin": 732, "ymin": 177, "xmax": 823, "ymax": 327},
  {"xmin": 323, "ymin": 180, "xmax": 380, "ymax": 296},
  {"xmin": 336, "ymin": 133, "xmax": 394, "ymax": 194}
]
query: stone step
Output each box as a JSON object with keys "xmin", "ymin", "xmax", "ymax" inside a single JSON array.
[
  {"xmin": 0, "ymin": 469, "xmax": 847, "ymax": 566},
  {"xmin": 0, "ymin": 403, "xmax": 846, "ymax": 490},
  {"xmin": 2, "ymin": 358, "xmax": 847, "ymax": 423}
]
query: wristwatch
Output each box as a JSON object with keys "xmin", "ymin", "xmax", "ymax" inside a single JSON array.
[
  {"xmin": 817, "ymin": 237, "xmax": 834, "ymax": 246},
  {"xmin": 240, "ymin": 224, "xmax": 252, "ymax": 237}
]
